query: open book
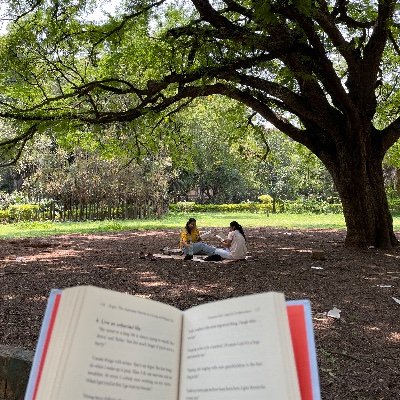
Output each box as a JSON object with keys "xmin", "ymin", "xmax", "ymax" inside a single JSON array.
[
  {"xmin": 25, "ymin": 286, "xmax": 320, "ymax": 400},
  {"xmin": 199, "ymin": 231, "xmax": 225, "ymax": 242},
  {"xmin": 214, "ymin": 233, "xmax": 226, "ymax": 242}
]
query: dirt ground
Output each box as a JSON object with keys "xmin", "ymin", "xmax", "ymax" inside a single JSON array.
[{"xmin": 1, "ymin": 227, "xmax": 400, "ymax": 399}]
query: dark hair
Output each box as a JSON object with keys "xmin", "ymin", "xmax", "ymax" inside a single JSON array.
[
  {"xmin": 230, "ymin": 221, "xmax": 246, "ymax": 241},
  {"xmin": 185, "ymin": 218, "xmax": 197, "ymax": 234}
]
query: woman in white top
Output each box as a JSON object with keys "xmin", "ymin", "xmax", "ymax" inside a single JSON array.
[{"xmin": 214, "ymin": 221, "xmax": 247, "ymax": 260}]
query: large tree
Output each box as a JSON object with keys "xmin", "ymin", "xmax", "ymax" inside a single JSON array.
[{"xmin": 0, "ymin": 0, "xmax": 400, "ymax": 248}]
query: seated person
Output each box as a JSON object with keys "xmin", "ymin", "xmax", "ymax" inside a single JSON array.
[
  {"xmin": 210, "ymin": 221, "xmax": 247, "ymax": 260},
  {"xmin": 180, "ymin": 218, "xmax": 216, "ymax": 260}
]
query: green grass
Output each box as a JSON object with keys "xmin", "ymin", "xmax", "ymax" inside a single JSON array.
[
  {"xmin": 0, "ymin": 212, "xmax": 350, "ymax": 239},
  {"xmin": 2, "ymin": 212, "xmax": 400, "ymax": 239}
]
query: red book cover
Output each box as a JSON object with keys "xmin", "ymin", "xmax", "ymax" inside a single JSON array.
[{"xmin": 287, "ymin": 300, "xmax": 321, "ymax": 400}]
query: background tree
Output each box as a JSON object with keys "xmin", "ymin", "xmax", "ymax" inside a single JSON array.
[
  {"xmin": 384, "ymin": 141, "xmax": 400, "ymax": 197},
  {"xmin": 5, "ymin": 133, "xmax": 172, "ymax": 220},
  {"xmin": 0, "ymin": 1, "xmax": 400, "ymax": 247},
  {"xmin": 169, "ymin": 96, "xmax": 261, "ymax": 203},
  {"xmin": 252, "ymin": 129, "xmax": 337, "ymax": 211}
]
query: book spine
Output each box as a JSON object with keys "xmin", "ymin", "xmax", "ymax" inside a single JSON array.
[{"xmin": 24, "ymin": 289, "xmax": 62, "ymax": 400}]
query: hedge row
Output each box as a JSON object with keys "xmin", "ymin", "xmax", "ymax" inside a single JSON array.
[
  {"xmin": 0, "ymin": 204, "xmax": 41, "ymax": 223},
  {"xmin": 282, "ymin": 200, "xmax": 343, "ymax": 214},
  {"xmin": 2, "ymin": 199, "xmax": 400, "ymax": 223},
  {"xmin": 170, "ymin": 199, "xmax": 400, "ymax": 214},
  {"xmin": 169, "ymin": 202, "xmax": 272, "ymax": 213},
  {"xmin": 169, "ymin": 200, "xmax": 344, "ymax": 214}
]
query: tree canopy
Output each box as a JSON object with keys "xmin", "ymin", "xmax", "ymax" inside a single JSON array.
[{"xmin": 0, "ymin": 0, "xmax": 400, "ymax": 248}]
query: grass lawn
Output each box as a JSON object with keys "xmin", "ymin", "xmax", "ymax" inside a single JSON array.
[
  {"xmin": 1, "ymin": 211, "xmax": 400, "ymax": 239},
  {"xmin": 0, "ymin": 212, "xmax": 350, "ymax": 239}
]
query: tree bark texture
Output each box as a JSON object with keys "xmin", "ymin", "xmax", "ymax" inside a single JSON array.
[{"xmin": 322, "ymin": 128, "xmax": 398, "ymax": 249}]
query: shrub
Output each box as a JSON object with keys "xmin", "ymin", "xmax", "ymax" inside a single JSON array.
[
  {"xmin": 0, "ymin": 209, "xmax": 9, "ymax": 223},
  {"xmin": 8, "ymin": 204, "xmax": 40, "ymax": 222},
  {"xmin": 283, "ymin": 199, "xmax": 343, "ymax": 214},
  {"xmin": 258, "ymin": 194, "xmax": 273, "ymax": 205},
  {"xmin": 389, "ymin": 198, "xmax": 400, "ymax": 213},
  {"xmin": 170, "ymin": 202, "xmax": 197, "ymax": 213},
  {"xmin": 169, "ymin": 202, "xmax": 270, "ymax": 213},
  {"xmin": 169, "ymin": 199, "xmax": 343, "ymax": 214}
]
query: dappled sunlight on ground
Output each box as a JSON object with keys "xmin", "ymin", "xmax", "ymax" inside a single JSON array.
[
  {"xmin": 387, "ymin": 331, "xmax": 400, "ymax": 343},
  {"xmin": 138, "ymin": 272, "xmax": 169, "ymax": 288}
]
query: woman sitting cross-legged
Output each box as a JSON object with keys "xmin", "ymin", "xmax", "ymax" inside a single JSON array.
[
  {"xmin": 205, "ymin": 221, "xmax": 247, "ymax": 261},
  {"xmin": 179, "ymin": 218, "xmax": 216, "ymax": 260}
]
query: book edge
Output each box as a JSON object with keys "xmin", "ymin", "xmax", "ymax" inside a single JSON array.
[
  {"xmin": 24, "ymin": 289, "xmax": 62, "ymax": 400},
  {"xmin": 286, "ymin": 299, "xmax": 321, "ymax": 400}
]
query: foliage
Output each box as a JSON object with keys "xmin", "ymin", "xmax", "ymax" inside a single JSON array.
[
  {"xmin": 3, "ymin": 1, "xmax": 397, "ymax": 160},
  {"xmin": 389, "ymin": 198, "xmax": 400, "ymax": 213},
  {"xmin": 169, "ymin": 96, "xmax": 264, "ymax": 202},
  {"xmin": 0, "ymin": 190, "xmax": 30, "ymax": 208},
  {"xmin": 252, "ymin": 130, "xmax": 337, "ymax": 203},
  {"xmin": 258, "ymin": 194, "xmax": 273, "ymax": 205}
]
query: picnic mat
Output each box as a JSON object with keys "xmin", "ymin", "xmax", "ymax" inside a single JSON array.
[{"xmin": 153, "ymin": 253, "xmax": 250, "ymax": 263}]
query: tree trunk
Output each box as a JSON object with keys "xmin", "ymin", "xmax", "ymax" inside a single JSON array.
[{"xmin": 326, "ymin": 140, "xmax": 398, "ymax": 249}]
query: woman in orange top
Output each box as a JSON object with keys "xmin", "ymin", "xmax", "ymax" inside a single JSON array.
[{"xmin": 180, "ymin": 218, "xmax": 216, "ymax": 260}]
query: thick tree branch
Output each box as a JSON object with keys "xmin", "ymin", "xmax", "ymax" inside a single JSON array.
[
  {"xmin": 329, "ymin": 0, "xmax": 374, "ymax": 29},
  {"xmin": 314, "ymin": 2, "xmax": 357, "ymax": 65},
  {"xmin": 388, "ymin": 28, "xmax": 400, "ymax": 55},
  {"xmin": 274, "ymin": 18, "xmax": 354, "ymax": 117},
  {"xmin": 362, "ymin": 1, "xmax": 395, "ymax": 73},
  {"xmin": 0, "ymin": 124, "xmax": 38, "ymax": 167},
  {"xmin": 191, "ymin": 0, "xmax": 242, "ymax": 32},
  {"xmin": 222, "ymin": 0, "xmax": 252, "ymax": 19},
  {"xmin": 221, "ymin": 71, "xmax": 339, "ymax": 131}
]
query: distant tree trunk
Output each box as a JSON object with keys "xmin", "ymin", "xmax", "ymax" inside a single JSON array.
[{"xmin": 271, "ymin": 196, "xmax": 277, "ymax": 213}]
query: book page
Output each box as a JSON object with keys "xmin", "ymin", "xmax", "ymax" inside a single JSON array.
[
  {"xmin": 214, "ymin": 234, "xmax": 226, "ymax": 242},
  {"xmin": 179, "ymin": 293, "xmax": 301, "ymax": 400},
  {"xmin": 35, "ymin": 286, "xmax": 183, "ymax": 400}
]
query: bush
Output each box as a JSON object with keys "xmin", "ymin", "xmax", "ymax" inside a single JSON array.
[
  {"xmin": 169, "ymin": 202, "xmax": 271, "ymax": 213},
  {"xmin": 170, "ymin": 202, "xmax": 197, "ymax": 213},
  {"xmin": 0, "ymin": 204, "xmax": 43, "ymax": 223},
  {"xmin": 169, "ymin": 199, "xmax": 343, "ymax": 214},
  {"xmin": 389, "ymin": 198, "xmax": 400, "ymax": 213},
  {"xmin": 283, "ymin": 199, "xmax": 343, "ymax": 214},
  {"xmin": 8, "ymin": 204, "xmax": 40, "ymax": 222},
  {"xmin": 0, "ymin": 209, "xmax": 9, "ymax": 223},
  {"xmin": 258, "ymin": 194, "xmax": 273, "ymax": 205}
]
